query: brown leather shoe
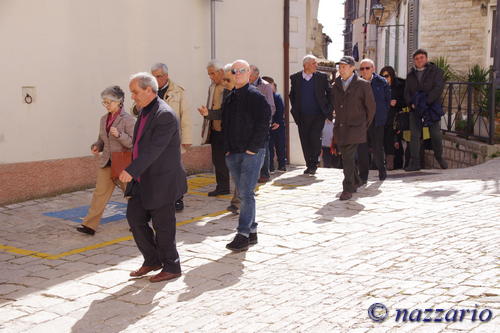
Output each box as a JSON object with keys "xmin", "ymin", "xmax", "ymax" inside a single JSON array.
[
  {"xmin": 149, "ymin": 271, "xmax": 181, "ymax": 283},
  {"xmin": 339, "ymin": 191, "xmax": 352, "ymax": 201},
  {"xmin": 129, "ymin": 265, "xmax": 162, "ymax": 277}
]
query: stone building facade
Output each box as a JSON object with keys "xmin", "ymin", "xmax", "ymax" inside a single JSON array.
[{"xmin": 344, "ymin": 0, "xmax": 497, "ymax": 77}]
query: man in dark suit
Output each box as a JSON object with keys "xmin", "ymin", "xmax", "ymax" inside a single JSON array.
[
  {"xmin": 289, "ymin": 55, "xmax": 333, "ymax": 175},
  {"xmin": 119, "ymin": 72, "xmax": 187, "ymax": 283}
]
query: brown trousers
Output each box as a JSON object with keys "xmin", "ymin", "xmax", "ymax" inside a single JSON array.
[{"xmin": 82, "ymin": 167, "xmax": 125, "ymax": 231}]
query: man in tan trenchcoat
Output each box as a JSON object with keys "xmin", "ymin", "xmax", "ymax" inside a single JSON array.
[
  {"xmin": 331, "ymin": 56, "xmax": 375, "ymax": 201},
  {"xmin": 151, "ymin": 63, "xmax": 191, "ymax": 211}
]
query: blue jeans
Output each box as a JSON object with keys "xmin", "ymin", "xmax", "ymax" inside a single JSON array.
[{"xmin": 225, "ymin": 149, "xmax": 266, "ymax": 237}]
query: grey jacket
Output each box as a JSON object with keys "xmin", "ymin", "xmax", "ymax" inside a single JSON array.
[{"xmin": 92, "ymin": 111, "xmax": 136, "ymax": 168}]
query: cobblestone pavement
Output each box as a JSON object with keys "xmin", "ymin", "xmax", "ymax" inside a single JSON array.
[{"xmin": 0, "ymin": 159, "xmax": 499, "ymax": 332}]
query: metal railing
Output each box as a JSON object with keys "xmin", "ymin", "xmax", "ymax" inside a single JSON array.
[{"xmin": 441, "ymin": 81, "xmax": 498, "ymax": 144}]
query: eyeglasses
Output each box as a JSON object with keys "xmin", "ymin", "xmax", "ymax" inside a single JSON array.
[
  {"xmin": 223, "ymin": 78, "xmax": 231, "ymax": 82},
  {"xmin": 231, "ymin": 68, "xmax": 249, "ymax": 75},
  {"xmin": 359, "ymin": 67, "xmax": 372, "ymax": 71},
  {"xmin": 382, "ymin": 74, "xmax": 390, "ymax": 78},
  {"xmin": 102, "ymin": 100, "xmax": 118, "ymax": 106}
]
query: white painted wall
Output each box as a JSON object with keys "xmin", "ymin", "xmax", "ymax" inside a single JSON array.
[{"xmin": 0, "ymin": 0, "xmax": 283, "ymax": 164}]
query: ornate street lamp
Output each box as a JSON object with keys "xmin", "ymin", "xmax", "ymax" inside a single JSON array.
[{"xmin": 371, "ymin": 2, "xmax": 385, "ymax": 26}]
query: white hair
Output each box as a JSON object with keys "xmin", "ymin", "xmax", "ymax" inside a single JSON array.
[
  {"xmin": 360, "ymin": 58, "xmax": 375, "ymax": 68},
  {"xmin": 150, "ymin": 63, "xmax": 168, "ymax": 74},
  {"xmin": 207, "ymin": 60, "xmax": 224, "ymax": 70},
  {"xmin": 303, "ymin": 54, "xmax": 317, "ymax": 65},
  {"xmin": 231, "ymin": 59, "xmax": 250, "ymax": 68},
  {"xmin": 130, "ymin": 72, "xmax": 158, "ymax": 93},
  {"xmin": 250, "ymin": 64, "xmax": 260, "ymax": 74},
  {"xmin": 224, "ymin": 63, "xmax": 233, "ymax": 72}
]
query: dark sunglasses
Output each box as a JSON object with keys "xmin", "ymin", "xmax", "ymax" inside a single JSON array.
[
  {"xmin": 359, "ymin": 67, "xmax": 371, "ymax": 71},
  {"xmin": 231, "ymin": 68, "xmax": 248, "ymax": 75},
  {"xmin": 382, "ymin": 74, "xmax": 390, "ymax": 78}
]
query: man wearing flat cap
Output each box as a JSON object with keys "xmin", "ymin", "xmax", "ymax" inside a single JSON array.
[{"xmin": 330, "ymin": 56, "xmax": 375, "ymax": 200}]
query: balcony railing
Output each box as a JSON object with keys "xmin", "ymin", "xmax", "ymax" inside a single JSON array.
[{"xmin": 441, "ymin": 81, "xmax": 498, "ymax": 144}]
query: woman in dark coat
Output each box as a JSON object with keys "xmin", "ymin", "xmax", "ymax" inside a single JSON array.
[{"xmin": 380, "ymin": 66, "xmax": 406, "ymax": 169}]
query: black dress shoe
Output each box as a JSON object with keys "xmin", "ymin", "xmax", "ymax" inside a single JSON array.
[
  {"xmin": 404, "ymin": 165, "xmax": 421, "ymax": 172},
  {"xmin": 249, "ymin": 232, "xmax": 258, "ymax": 245},
  {"xmin": 277, "ymin": 166, "xmax": 287, "ymax": 172},
  {"xmin": 379, "ymin": 169, "xmax": 387, "ymax": 181},
  {"xmin": 76, "ymin": 225, "xmax": 95, "ymax": 236},
  {"xmin": 308, "ymin": 167, "xmax": 317, "ymax": 175},
  {"xmin": 226, "ymin": 204, "xmax": 239, "ymax": 214},
  {"xmin": 303, "ymin": 168, "xmax": 311, "ymax": 174},
  {"xmin": 436, "ymin": 158, "xmax": 448, "ymax": 169},
  {"xmin": 208, "ymin": 189, "xmax": 230, "ymax": 196},
  {"xmin": 226, "ymin": 234, "xmax": 249, "ymax": 252},
  {"xmin": 175, "ymin": 199, "xmax": 184, "ymax": 211}
]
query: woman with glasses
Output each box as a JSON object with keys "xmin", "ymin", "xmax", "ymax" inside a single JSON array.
[
  {"xmin": 77, "ymin": 86, "xmax": 136, "ymax": 236},
  {"xmin": 379, "ymin": 66, "xmax": 407, "ymax": 170}
]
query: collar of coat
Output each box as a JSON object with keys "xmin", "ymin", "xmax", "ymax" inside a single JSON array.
[
  {"xmin": 334, "ymin": 73, "xmax": 363, "ymax": 92},
  {"xmin": 161, "ymin": 79, "xmax": 185, "ymax": 100}
]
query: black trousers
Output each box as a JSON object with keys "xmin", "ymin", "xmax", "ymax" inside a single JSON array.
[
  {"xmin": 269, "ymin": 127, "xmax": 286, "ymax": 170},
  {"xmin": 210, "ymin": 130, "xmax": 230, "ymax": 191},
  {"xmin": 358, "ymin": 124, "xmax": 385, "ymax": 182},
  {"xmin": 298, "ymin": 114, "xmax": 325, "ymax": 169},
  {"xmin": 409, "ymin": 112, "xmax": 443, "ymax": 167},
  {"xmin": 338, "ymin": 144, "xmax": 362, "ymax": 193},
  {"xmin": 127, "ymin": 191, "xmax": 181, "ymax": 274}
]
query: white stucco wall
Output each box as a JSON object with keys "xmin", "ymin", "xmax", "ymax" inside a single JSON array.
[{"xmin": 0, "ymin": 0, "xmax": 283, "ymax": 164}]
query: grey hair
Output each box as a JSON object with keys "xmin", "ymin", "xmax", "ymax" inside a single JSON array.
[
  {"xmin": 129, "ymin": 72, "xmax": 159, "ymax": 93},
  {"xmin": 231, "ymin": 59, "xmax": 250, "ymax": 69},
  {"xmin": 223, "ymin": 63, "xmax": 233, "ymax": 72},
  {"xmin": 303, "ymin": 54, "xmax": 317, "ymax": 65},
  {"xmin": 360, "ymin": 58, "xmax": 375, "ymax": 68},
  {"xmin": 207, "ymin": 60, "xmax": 224, "ymax": 70},
  {"xmin": 150, "ymin": 63, "xmax": 168, "ymax": 74},
  {"xmin": 250, "ymin": 65, "xmax": 260, "ymax": 74},
  {"xmin": 101, "ymin": 85, "xmax": 125, "ymax": 105}
]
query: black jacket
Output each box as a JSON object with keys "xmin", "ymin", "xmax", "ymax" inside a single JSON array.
[
  {"xmin": 222, "ymin": 84, "xmax": 271, "ymax": 154},
  {"xmin": 404, "ymin": 62, "xmax": 444, "ymax": 106},
  {"xmin": 126, "ymin": 97, "xmax": 187, "ymax": 209},
  {"xmin": 289, "ymin": 71, "xmax": 333, "ymax": 122}
]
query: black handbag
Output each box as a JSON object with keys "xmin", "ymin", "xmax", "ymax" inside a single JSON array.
[{"xmin": 396, "ymin": 111, "xmax": 410, "ymax": 131}]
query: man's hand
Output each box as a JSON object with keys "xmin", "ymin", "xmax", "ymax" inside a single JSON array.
[
  {"xmin": 245, "ymin": 150, "xmax": 256, "ymax": 155},
  {"xmin": 390, "ymin": 99, "xmax": 397, "ymax": 107},
  {"xmin": 182, "ymin": 144, "xmax": 192, "ymax": 150},
  {"xmin": 109, "ymin": 127, "xmax": 120, "ymax": 138},
  {"xmin": 119, "ymin": 170, "xmax": 133, "ymax": 183},
  {"xmin": 394, "ymin": 142, "xmax": 400, "ymax": 149},
  {"xmin": 197, "ymin": 106, "xmax": 209, "ymax": 116},
  {"xmin": 91, "ymin": 145, "xmax": 100, "ymax": 156},
  {"xmin": 271, "ymin": 123, "xmax": 280, "ymax": 130}
]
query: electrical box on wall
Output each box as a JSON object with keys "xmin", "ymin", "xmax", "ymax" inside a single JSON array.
[{"xmin": 22, "ymin": 86, "xmax": 36, "ymax": 104}]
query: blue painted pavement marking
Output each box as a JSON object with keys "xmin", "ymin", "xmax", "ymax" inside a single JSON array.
[{"xmin": 43, "ymin": 201, "xmax": 127, "ymax": 224}]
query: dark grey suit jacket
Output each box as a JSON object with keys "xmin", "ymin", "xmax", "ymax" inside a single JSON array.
[
  {"xmin": 126, "ymin": 97, "xmax": 187, "ymax": 210},
  {"xmin": 289, "ymin": 71, "xmax": 333, "ymax": 123}
]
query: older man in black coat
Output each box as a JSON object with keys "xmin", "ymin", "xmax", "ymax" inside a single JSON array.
[
  {"xmin": 119, "ymin": 72, "xmax": 187, "ymax": 283},
  {"xmin": 289, "ymin": 55, "xmax": 333, "ymax": 175}
]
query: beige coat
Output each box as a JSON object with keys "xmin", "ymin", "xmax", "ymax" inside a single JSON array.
[
  {"xmin": 92, "ymin": 111, "xmax": 136, "ymax": 168},
  {"xmin": 160, "ymin": 80, "xmax": 192, "ymax": 145}
]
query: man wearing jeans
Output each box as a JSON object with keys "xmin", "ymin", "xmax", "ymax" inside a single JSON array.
[{"xmin": 223, "ymin": 60, "xmax": 271, "ymax": 252}]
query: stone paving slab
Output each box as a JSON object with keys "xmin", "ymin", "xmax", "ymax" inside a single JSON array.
[{"xmin": 0, "ymin": 160, "xmax": 499, "ymax": 332}]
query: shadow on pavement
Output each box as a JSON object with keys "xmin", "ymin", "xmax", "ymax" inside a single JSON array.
[
  {"xmin": 71, "ymin": 279, "xmax": 163, "ymax": 333},
  {"xmin": 177, "ymin": 251, "xmax": 246, "ymax": 302}
]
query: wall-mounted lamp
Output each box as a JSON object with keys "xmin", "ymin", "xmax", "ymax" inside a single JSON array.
[{"xmin": 371, "ymin": 2, "xmax": 385, "ymax": 26}]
